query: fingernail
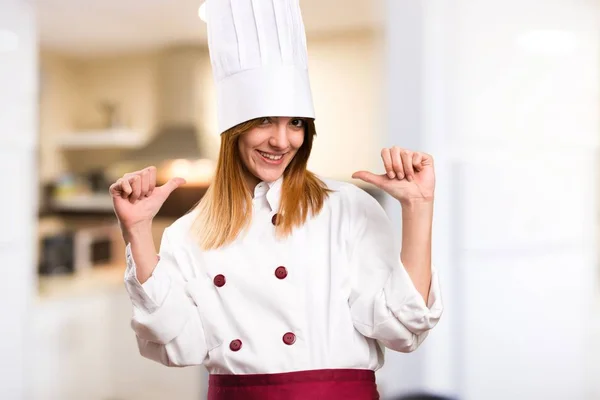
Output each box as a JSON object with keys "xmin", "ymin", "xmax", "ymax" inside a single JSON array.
[
  {"xmin": 398, "ymin": 174, "xmax": 404, "ymax": 180},
  {"xmin": 388, "ymin": 172, "xmax": 396, "ymax": 179}
]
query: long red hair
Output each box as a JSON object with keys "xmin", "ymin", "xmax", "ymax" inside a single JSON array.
[{"xmin": 191, "ymin": 118, "xmax": 330, "ymax": 250}]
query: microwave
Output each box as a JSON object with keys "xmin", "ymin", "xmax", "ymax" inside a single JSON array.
[
  {"xmin": 73, "ymin": 223, "xmax": 124, "ymax": 273},
  {"xmin": 38, "ymin": 222, "xmax": 125, "ymax": 276},
  {"xmin": 38, "ymin": 232, "xmax": 75, "ymax": 276}
]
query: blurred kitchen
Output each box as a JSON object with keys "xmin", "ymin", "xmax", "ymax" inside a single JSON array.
[
  {"xmin": 2, "ymin": 0, "xmax": 600, "ymax": 399},
  {"xmin": 9, "ymin": 0, "xmax": 392, "ymax": 399}
]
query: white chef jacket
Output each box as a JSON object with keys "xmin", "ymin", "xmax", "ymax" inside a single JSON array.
[{"xmin": 123, "ymin": 177, "xmax": 443, "ymax": 375}]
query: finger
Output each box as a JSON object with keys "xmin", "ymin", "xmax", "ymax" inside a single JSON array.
[
  {"xmin": 421, "ymin": 152, "xmax": 434, "ymax": 167},
  {"xmin": 352, "ymin": 171, "xmax": 388, "ymax": 188},
  {"xmin": 391, "ymin": 147, "xmax": 405, "ymax": 179},
  {"xmin": 129, "ymin": 175, "xmax": 142, "ymax": 203},
  {"xmin": 412, "ymin": 152, "xmax": 423, "ymax": 172},
  {"xmin": 108, "ymin": 181, "xmax": 121, "ymax": 197},
  {"xmin": 123, "ymin": 172, "xmax": 136, "ymax": 183},
  {"xmin": 147, "ymin": 166, "xmax": 157, "ymax": 195},
  {"xmin": 140, "ymin": 169, "xmax": 150, "ymax": 197},
  {"xmin": 381, "ymin": 148, "xmax": 395, "ymax": 179},
  {"xmin": 121, "ymin": 178, "xmax": 133, "ymax": 199},
  {"xmin": 156, "ymin": 177, "xmax": 187, "ymax": 200},
  {"xmin": 126, "ymin": 168, "xmax": 146, "ymax": 177},
  {"xmin": 109, "ymin": 178, "xmax": 131, "ymax": 199},
  {"xmin": 401, "ymin": 150, "xmax": 415, "ymax": 181}
]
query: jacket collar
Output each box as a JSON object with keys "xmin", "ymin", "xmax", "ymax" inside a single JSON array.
[{"xmin": 253, "ymin": 176, "xmax": 283, "ymax": 212}]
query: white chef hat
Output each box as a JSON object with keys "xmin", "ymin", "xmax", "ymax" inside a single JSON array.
[{"xmin": 205, "ymin": 0, "xmax": 316, "ymax": 135}]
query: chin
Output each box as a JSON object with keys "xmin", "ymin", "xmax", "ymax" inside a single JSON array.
[{"xmin": 257, "ymin": 169, "xmax": 284, "ymax": 183}]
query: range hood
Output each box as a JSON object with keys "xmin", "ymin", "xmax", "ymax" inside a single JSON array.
[{"xmin": 124, "ymin": 45, "xmax": 207, "ymax": 162}]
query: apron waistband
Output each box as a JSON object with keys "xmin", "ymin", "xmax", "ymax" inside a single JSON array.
[{"xmin": 209, "ymin": 368, "xmax": 375, "ymax": 387}]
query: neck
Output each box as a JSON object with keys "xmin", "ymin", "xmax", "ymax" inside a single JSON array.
[{"xmin": 242, "ymin": 169, "xmax": 261, "ymax": 195}]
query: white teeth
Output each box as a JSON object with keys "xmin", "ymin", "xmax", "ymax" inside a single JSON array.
[{"xmin": 258, "ymin": 151, "xmax": 283, "ymax": 161}]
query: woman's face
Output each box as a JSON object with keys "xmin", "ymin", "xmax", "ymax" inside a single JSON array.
[{"xmin": 238, "ymin": 116, "xmax": 306, "ymax": 188}]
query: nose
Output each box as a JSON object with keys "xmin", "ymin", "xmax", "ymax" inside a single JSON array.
[{"xmin": 268, "ymin": 118, "xmax": 290, "ymax": 150}]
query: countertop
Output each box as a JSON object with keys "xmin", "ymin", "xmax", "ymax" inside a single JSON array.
[{"xmin": 36, "ymin": 263, "xmax": 126, "ymax": 302}]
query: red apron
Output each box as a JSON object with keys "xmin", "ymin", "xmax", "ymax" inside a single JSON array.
[{"xmin": 208, "ymin": 369, "xmax": 380, "ymax": 400}]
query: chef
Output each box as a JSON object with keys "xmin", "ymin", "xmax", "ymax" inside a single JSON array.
[{"xmin": 110, "ymin": 0, "xmax": 444, "ymax": 398}]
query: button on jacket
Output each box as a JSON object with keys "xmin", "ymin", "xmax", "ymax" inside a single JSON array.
[{"xmin": 124, "ymin": 177, "xmax": 443, "ymax": 374}]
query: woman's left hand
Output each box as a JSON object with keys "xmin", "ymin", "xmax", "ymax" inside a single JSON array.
[{"xmin": 352, "ymin": 147, "xmax": 435, "ymax": 205}]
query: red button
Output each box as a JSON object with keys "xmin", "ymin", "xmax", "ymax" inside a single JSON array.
[
  {"xmin": 283, "ymin": 332, "xmax": 296, "ymax": 345},
  {"xmin": 229, "ymin": 339, "xmax": 242, "ymax": 352},
  {"xmin": 271, "ymin": 213, "xmax": 280, "ymax": 226},
  {"xmin": 275, "ymin": 266, "xmax": 288, "ymax": 279},
  {"xmin": 213, "ymin": 274, "xmax": 226, "ymax": 287}
]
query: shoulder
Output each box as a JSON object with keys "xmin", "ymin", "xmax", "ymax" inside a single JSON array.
[
  {"xmin": 318, "ymin": 176, "xmax": 392, "ymax": 238},
  {"xmin": 162, "ymin": 209, "xmax": 200, "ymax": 246},
  {"xmin": 319, "ymin": 176, "xmax": 383, "ymax": 209},
  {"xmin": 318, "ymin": 176, "xmax": 377, "ymax": 202}
]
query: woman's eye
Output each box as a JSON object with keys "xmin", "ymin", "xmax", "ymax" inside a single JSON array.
[
  {"xmin": 291, "ymin": 119, "xmax": 305, "ymax": 128},
  {"xmin": 261, "ymin": 117, "xmax": 271, "ymax": 125}
]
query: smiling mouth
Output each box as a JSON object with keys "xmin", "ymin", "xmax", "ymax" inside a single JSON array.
[{"xmin": 257, "ymin": 150, "xmax": 285, "ymax": 161}]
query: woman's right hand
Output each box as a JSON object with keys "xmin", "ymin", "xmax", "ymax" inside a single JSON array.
[{"xmin": 109, "ymin": 166, "xmax": 186, "ymax": 231}]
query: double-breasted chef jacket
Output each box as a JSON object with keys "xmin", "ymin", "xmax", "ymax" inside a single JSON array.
[{"xmin": 124, "ymin": 176, "xmax": 443, "ymax": 375}]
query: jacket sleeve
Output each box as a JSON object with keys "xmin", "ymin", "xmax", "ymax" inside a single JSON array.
[
  {"xmin": 123, "ymin": 227, "xmax": 208, "ymax": 367},
  {"xmin": 347, "ymin": 187, "xmax": 444, "ymax": 353}
]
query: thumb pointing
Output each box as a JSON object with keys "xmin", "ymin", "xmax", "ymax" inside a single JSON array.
[
  {"xmin": 157, "ymin": 177, "xmax": 187, "ymax": 199},
  {"xmin": 352, "ymin": 171, "xmax": 386, "ymax": 187}
]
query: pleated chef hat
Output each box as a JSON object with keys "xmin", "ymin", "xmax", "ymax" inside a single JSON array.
[{"xmin": 205, "ymin": 0, "xmax": 316, "ymax": 134}]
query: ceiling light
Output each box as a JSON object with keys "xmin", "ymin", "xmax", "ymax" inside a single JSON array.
[
  {"xmin": 516, "ymin": 30, "xmax": 578, "ymax": 56},
  {"xmin": 198, "ymin": 2, "xmax": 207, "ymax": 23},
  {"xmin": 0, "ymin": 30, "xmax": 19, "ymax": 52}
]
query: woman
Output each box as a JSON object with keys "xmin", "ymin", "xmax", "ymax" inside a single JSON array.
[{"xmin": 110, "ymin": 0, "xmax": 443, "ymax": 398}]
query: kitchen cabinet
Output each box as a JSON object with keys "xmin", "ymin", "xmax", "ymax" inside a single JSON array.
[
  {"xmin": 30, "ymin": 272, "xmax": 205, "ymax": 400},
  {"xmin": 29, "ymin": 291, "xmax": 113, "ymax": 399}
]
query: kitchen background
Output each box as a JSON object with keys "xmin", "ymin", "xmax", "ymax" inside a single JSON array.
[{"xmin": 1, "ymin": 0, "xmax": 600, "ymax": 399}]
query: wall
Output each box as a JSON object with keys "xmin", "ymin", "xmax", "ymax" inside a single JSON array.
[
  {"xmin": 308, "ymin": 30, "xmax": 386, "ymax": 180},
  {"xmin": 381, "ymin": 0, "xmax": 600, "ymax": 399},
  {"xmin": 74, "ymin": 53, "xmax": 159, "ymax": 134},
  {"xmin": 38, "ymin": 29, "xmax": 385, "ymax": 183},
  {"xmin": 0, "ymin": 0, "xmax": 38, "ymax": 397},
  {"xmin": 39, "ymin": 51, "xmax": 162, "ymax": 179},
  {"xmin": 38, "ymin": 51, "xmax": 78, "ymax": 182}
]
